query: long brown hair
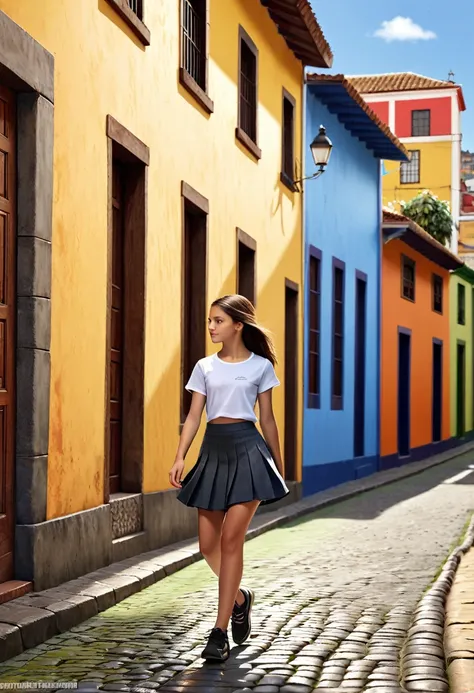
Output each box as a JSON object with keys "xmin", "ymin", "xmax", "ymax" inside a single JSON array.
[{"xmin": 211, "ymin": 294, "xmax": 277, "ymax": 366}]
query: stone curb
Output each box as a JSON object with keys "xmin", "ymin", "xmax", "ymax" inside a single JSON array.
[
  {"xmin": 1, "ymin": 440, "xmax": 474, "ymax": 663},
  {"xmin": 400, "ymin": 512, "xmax": 474, "ymax": 693}
]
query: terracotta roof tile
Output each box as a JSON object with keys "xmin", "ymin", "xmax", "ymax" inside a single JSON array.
[
  {"xmin": 348, "ymin": 72, "xmax": 459, "ymax": 94},
  {"xmin": 260, "ymin": 0, "xmax": 333, "ymax": 67},
  {"xmin": 306, "ymin": 74, "xmax": 408, "ymax": 160},
  {"xmin": 382, "ymin": 208, "xmax": 462, "ymax": 269}
]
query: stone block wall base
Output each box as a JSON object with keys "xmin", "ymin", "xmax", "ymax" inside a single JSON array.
[
  {"xmin": 143, "ymin": 489, "xmax": 198, "ymax": 549},
  {"xmin": 15, "ymin": 505, "xmax": 112, "ymax": 591}
]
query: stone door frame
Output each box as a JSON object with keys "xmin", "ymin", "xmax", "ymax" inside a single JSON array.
[{"xmin": 0, "ymin": 10, "xmax": 54, "ymax": 580}]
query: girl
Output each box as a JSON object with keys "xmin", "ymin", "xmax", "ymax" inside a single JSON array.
[{"xmin": 169, "ymin": 294, "xmax": 289, "ymax": 663}]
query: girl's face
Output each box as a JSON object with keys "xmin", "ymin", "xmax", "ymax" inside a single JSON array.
[{"xmin": 208, "ymin": 305, "xmax": 242, "ymax": 344}]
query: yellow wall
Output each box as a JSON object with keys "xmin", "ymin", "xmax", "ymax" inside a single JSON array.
[
  {"xmin": 460, "ymin": 220, "xmax": 474, "ymax": 248},
  {"xmin": 1, "ymin": 0, "xmax": 304, "ymax": 518},
  {"xmin": 382, "ymin": 141, "xmax": 452, "ymax": 209}
]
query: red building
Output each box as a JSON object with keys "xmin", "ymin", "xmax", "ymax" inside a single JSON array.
[{"xmin": 348, "ymin": 72, "xmax": 466, "ymax": 255}]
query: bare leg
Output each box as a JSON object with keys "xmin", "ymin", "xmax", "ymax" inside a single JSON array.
[
  {"xmin": 215, "ymin": 501, "xmax": 260, "ymax": 631},
  {"xmin": 198, "ymin": 509, "xmax": 225, "ymax": 577},
  {"xmin": 198, "ymin": 508, "xmax": 246, "ymax": 606}
]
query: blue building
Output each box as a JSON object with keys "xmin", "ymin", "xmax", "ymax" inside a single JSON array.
[{"xmin": 302, "ymin": 75, "xmax": 408, "ymax": 496}]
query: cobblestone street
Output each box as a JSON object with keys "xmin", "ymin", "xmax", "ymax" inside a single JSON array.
[{"xmin": 1, "ymin": 452, "xmax": 474, "ymax": 693}]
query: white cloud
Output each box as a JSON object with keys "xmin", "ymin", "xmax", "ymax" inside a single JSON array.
[{"xmin": 374, "ymin": 16, "xmax": 437, "ymax": 42}]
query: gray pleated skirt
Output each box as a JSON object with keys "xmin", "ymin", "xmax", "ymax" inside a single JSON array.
[{"xmin": 177, "ymin": 421, "xmax": 289, "ymax": 511}]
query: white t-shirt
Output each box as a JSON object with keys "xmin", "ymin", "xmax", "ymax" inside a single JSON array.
[{"xmin": 185, "ymin": 352, "xmax": 280, "ymax": 423}]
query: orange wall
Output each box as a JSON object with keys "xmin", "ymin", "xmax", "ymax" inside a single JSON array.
[{"xmin": 381, "ymin": 240, "xmax": 451, "ymax": 457}]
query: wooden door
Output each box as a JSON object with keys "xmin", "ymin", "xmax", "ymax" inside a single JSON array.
[
  {"xmin": 397, "ymin": 332, "xmax": 411, "ymax": 457},
  {"xmin": 432, "ymin": 342, "xmax": 442, "ymax": 443},
  {"xmin": 182, "ymin": 203, "xmax": 207, "ymax": 423},
  {"xmin": 457, "ymin": 342, "xmax": 466, "ymax": 438},
  {"xmin": 0, "ymin": 86, "xmax": 16, "ymax": 582},
  {"xmin": 353, "ymin": 277, "xmax": 366, "ymax": 458},
  {"xmin": 109, "ymin": 162, "xmax": 125, "ymax": 494},
  {"xmin": 284, "ymin": 281, "xmax": 298, "ymax": 480}
]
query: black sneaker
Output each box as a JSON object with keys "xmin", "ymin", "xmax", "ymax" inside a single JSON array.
[
  {"xmin": 231, "ymin": 587, "xmax": 254, "ymax": 645},
  {"xmin": 201, "ymin": 627, "xmax": 230, "ymax": 662}
]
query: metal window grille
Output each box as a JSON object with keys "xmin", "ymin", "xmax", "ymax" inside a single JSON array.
[
  {"xmin": 458, "ymin": 284, "xmax": 466, "ymax": 324},
  {"xmin": 181, "ymin": 0, "xmax": 206, "ymax": 90},
  {"xmin": 433, "ymin": 275, "xmax": 443, "ymax": 313},
  {"xmin": 402, "ymin": 257, "xmax": 415, "ymax": 301},
  {"xmin": 126, "ymin": 0, "xmax": 143, "ymax": 19},
  {"xmin": 332, "ymin": 267, "xmax": 344, "ymax": 399},
  {"xmin": 240, "ymin": 40, "xmax": 257, "ymax": 142},
  {"xmin": 400, "ymin": 150, "xmax": 420, "ymax": 184},
  {"xmin": 309, "ymin": 256, "xmax": 321, "ymax": 397},
  {"xmin": 412, "ymin": 109, "xmax": 431, "ymax": 137}
]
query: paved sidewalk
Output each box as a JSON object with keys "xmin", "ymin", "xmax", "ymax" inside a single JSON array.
[
  {"xmin": 0, "ymin": 450, "xmax": 473, "ymax": 692},
  {"xmin": 445, "ymin": 546, "xmax": 474, "ymax": 693},
  {"xmin": 1, "ymin": 441, "xmax": 474, "ymax": 663}
]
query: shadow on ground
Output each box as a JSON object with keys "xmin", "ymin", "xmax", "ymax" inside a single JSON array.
[{"xmin": 292, "ymin": 451, "xmax": 474, "ymax": 524}]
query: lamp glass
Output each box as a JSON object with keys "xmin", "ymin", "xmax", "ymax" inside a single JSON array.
[{"xmin": 310, "ymin": 126, "xmax": 333, "ymax": 168}]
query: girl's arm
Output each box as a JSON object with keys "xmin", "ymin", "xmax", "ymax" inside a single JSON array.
[
  {"xmin": 257, "ymin": 389, "xmax": 284, "ymax": 476},
  {"xmin": 169, "ymin": 392, "xmax": 206, "ymax": 488}
]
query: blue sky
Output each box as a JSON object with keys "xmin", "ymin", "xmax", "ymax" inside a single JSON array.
[{"xmin": 310, "ymin": 1, "xmax": 474, "ymax": 151}]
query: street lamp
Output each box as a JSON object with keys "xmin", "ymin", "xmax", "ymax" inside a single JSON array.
[{"xmin": 293, "ymin": 125, "xmax": 333, "ymax": 192}]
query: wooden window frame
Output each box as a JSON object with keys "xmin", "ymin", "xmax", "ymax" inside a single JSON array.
[
  {"xmin": 400, "ymin": 150, "xmax": 420, "ymax": 185},
  {"xmin": 180, "ymin": 181, "xmax": 209, "ymax": 429},
  {"xmin": 179, "ymin": 0, "xmax": 214, "ymax": 114},
  {"xmin": 458, "ymin": 282, "xmax": 466, "ymax": 325},
  {"xmin": 308, "ymin": 245, "xmax": 322, "ymax": 409},
  {"xmin": 411, "ymin": 109, "xmax": 431, "ymax": 137},
  {"xmin": 236, "ymin": 26, "xmax": 261, "ymax": 161},
  {"xmin": 105, "ymin": 0, "xmax": 150, "ymax": 46},
  {"xmin": 331, "ymin": 257, "xmax": 345, "ymax": 411},
  {"xmin": 281, "ymin": 88, "xmax": 296, "ymax": 192},
  {"xmin": 401, "ymin": 254, "xmax": 416, "ymax": 303},
  {"xmin": 432, "ymin": 273, "xmax": 443, "ymax": 314},
  {"xmin": 236, "ymin": 228, "xmax": 257, "ymax": 306}
]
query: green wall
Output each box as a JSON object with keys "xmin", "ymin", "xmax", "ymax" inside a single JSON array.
[{"xmin": 450, "ymin": 268, "xmax": 474, "ymax": 437}]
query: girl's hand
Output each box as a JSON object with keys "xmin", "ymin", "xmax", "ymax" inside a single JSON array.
[{"xmin": 169, "ymin": 459, "xmax": 185, "ymax": 488}]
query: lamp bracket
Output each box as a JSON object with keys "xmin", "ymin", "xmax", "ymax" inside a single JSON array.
[{"xmin": 292, "ymin": 167, "xmax": 325, "ymax": 193}]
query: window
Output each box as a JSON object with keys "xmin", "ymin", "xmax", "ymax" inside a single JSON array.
[
  {"xmin": 237, "ymin": 228, "xmax": 256, "ymax": 305},
  {"xmin": 458, "ymin": 283, "xmax": 466, "ymax": 325},
  {"xmin": 401, "ymin": 255, "xmax": 415, "ymax": 302},
  {"xmin": 331, "ymin": 259, "xmax": 345, "ymax": 410},
  {"xmin": 281, "ymin": 90, "xmax": 295, "ymax": 189},
  {"xmin": 236, "ymin": 27, "xmax": 260, "ymax": 159},
  {"xmin": 127, "ymin": 0, "xmax": 143, "ymax": 17},
  {"xmin": 180, "ymin": 0, "xmax": 213, "ymax": 113},
  {"xmin": 308, "ymin": 247, "xmax": 321, "ymax": 409},
  {"xmin": 105, "ymin": 0, "xmax": 150, "ymax": 45},
  {"xmin": 412, "ymin": 110, "xmax": 431, "ymax": 137},
  {"xmin": 432, "ymin": 274, "xmax": 443, "ymax": 314},
  {"xmin": 400, "ymin": 150, "xmax": 420, "ymax": 185},
  {"xmin": 181, "ymin": 182, "xmax": 208, "ymax": 424}
]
